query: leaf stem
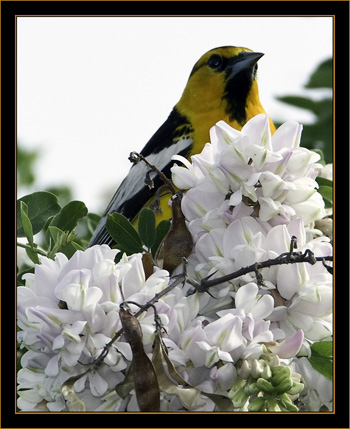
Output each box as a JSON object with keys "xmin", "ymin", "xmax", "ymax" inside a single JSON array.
[{"xmin": 17, "ymin": 241, "xmax": 46, "ymax": 256}]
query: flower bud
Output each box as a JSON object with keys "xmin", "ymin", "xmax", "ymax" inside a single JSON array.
[
  {"xmin": 271, "ymin": 365, "xmax": 284, "ymax": 376},
  {"xmin": 276, "ymin": 377, "xmax": 293, "ymax": 394},
  {"xmin": 251, "ymin": 359, "xmax": 265, "ymax": 379},
  {"xmin": 261, "ymin": 364, "xmax": 272, "ymax": 380},
  {"xmin": 246, "ymin": 382, "xmax": 261, "ymax": 395},
  {"xmin": 271, "ymin": 366, "xmax": 291, "ymax": 386},
  {"xmin": 279, "ymin": 393, "xmax": 299, "ymax": 411},
  {"xmin": 266, "ymin": 398, "xmax": 281, "ymax": 412},
  {"xmin": 248, "ymin": 396, "xmax": 266, "ymax": 411},
  {"xmin": 238, "ymin": 360, "xmax": 251, "ymax": 379},
  {"xmin": 231, "ymin": 387, "xmax": 249, "ymax": 408},
  {"xmin": 256, "ymin": 378, "xmax": 275, "ymax": 394},
  {"xmin": 287, "ymin": 381, "xmax": 304, "ymax": 395}
]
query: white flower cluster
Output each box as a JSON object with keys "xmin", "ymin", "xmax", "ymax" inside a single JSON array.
[
  {"xmin": 17, "ymin": 115, "xmax": 333, "ymax": 412},
  {"xmin": 17, "ymin": 247, "xmax": 170, "ymax": 411},
  {"xmin": 171, "ymin": 114, "xmax": 333, "ymax": 407}
]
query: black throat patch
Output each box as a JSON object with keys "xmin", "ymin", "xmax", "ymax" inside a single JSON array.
[{"xmin": 223, "ymin": 67, "xmax": 255, "ymax": 125}]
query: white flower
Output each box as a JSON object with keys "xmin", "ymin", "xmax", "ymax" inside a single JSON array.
[{"xmin": 17, "ymin": 247, "xmax": 170, "ymax": 411}]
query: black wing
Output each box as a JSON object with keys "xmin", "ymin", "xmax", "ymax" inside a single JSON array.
[{"xmin": 89, "ymin": 108, "xmax": 193, "ymax": 246}]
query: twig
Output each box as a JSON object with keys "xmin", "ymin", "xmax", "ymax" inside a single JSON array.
[
  {"xmin": 195, "ymin": 250, "xmax": 332, "ymax": 292},
  {"xmin": 129, "ymin": 151, "xmax": 177, "ymax": 195}
]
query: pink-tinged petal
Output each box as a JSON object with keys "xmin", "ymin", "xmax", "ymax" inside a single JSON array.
[{"xmin": 268, "ymin": 330, "xmax": 304, "ymax": 358}]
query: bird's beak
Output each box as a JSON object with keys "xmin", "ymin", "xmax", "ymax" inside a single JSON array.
[{"xmin": 228, "ymin": 51, "xmax": 264, "ymax": 80}]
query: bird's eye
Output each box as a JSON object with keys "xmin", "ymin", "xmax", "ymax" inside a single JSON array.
[{"xmin": 207, "ymin": 54, "xmax": 223, "ymax": 69}]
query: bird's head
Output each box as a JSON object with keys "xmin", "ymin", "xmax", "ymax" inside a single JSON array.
[{"xmin": 178, "ymin": 46, "xmax": 265, "ymax": 126}]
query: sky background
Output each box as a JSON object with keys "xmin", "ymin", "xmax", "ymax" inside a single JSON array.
[{"xmin": 17, "ymin": 16, "xmax": 333, "ymax": 214}]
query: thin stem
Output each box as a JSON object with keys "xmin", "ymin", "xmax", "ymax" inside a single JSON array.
[
  {"xmin": 129, "ymin": 151, "xmax": 177, "ymax": 195},
  {"xmin": 17, "ymin": 241, "xmax": 46, "ymax": 256}
]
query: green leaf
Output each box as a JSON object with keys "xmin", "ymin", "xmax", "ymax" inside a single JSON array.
[
  {"xmin": 309, "ymin": 341, "xmax": 333, "ymax": 380},
  {"xmin": 305, "ymin": 58, "xmax": 333, "ymax": 89},
  {"xmin": 309, "ymin": 355, "xmax": 333, "ymax": 380},
  {"xmin": 70, "ymin": 241, "xmax": 84, "ymax": 252},
  {"xmin": 48, "ymin": 225, "xmax": 64, "ymax": 243},
  {"xmin": 24, "ymin": 245, "xmax": 41, "ymax": 265},
  {"xmin": 316, "ymin": 177, "xmax": 333, "ymax": 208},
  {"xmin": 277, "ymin": 95, "xmax": 319, "ymax": 113},
  {"xmin": 311, "ymin": 340, "xmax": 333, "ymax": 358},
  {"xmin": 20, "ymin": 201, "xmax": 34, "ymax": 247},
  {"xmin": 17, "ymin": 191, "xmax": 61, "ymax": 237},
  {"xmin": 138, "ymin": 208, "xmax": 156, "ymax": 250},
  {"xmin": 106, "ymin": 213, "xmax": 143, "ymax": 254},
  {"xmin": 19, "ymin": 201, "xmax": 40, "ymax": 264},
  {"xmin": 152, "ymin": 220, "xmax": 171, "ymax": 258},
  {"xmin": 316, "ymin": 177, "xmax": 333, "ymax": 188},
  {"xmin": 50, "ymin": 200, "xmax": 88, "ymax": 232},
  {"xmin": 318, "ymin": 186, "xmax": 333, "ymax": 208}
]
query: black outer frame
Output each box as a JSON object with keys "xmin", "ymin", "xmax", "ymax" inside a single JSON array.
[{"xmin": 3, "ymin": 1, "xmax": 349, "ymax": 428}]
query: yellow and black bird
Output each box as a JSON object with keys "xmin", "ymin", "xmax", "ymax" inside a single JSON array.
[{"xmin": 90, "ymin": 46, "xmax": 275, "ymax": 246}]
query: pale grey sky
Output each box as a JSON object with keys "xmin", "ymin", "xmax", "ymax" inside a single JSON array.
[{"xmin": 17, "ymin": 16, "xmax": 333, "ymax": 213}]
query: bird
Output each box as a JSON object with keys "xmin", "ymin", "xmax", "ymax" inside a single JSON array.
[{"xmin": 89, "ymin": 46, "xmax": 275, "ymax": 247}]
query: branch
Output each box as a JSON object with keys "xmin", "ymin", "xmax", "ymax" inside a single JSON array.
[{"xmin": 195, "ymin": 247, "xmax": 332, "ymax": 292}]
